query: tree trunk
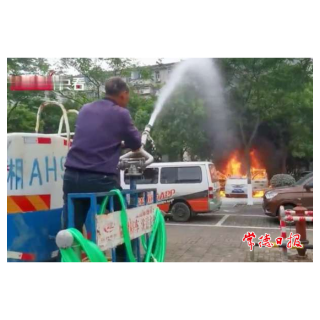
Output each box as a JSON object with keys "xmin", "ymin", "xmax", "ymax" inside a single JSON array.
[
  {"xmin": 244, "ymin": 146, "xmax": 253, "ymax": 205},
  {"xmin": 280, "ymin": 150, "xmax": 287, "ymax": 173},
  {"xmin": 238, "ymin": 114, "xmax": 260, "ymax": 206},
  {"xmin": 97, "ymin": 85, "xmax": 100, "ymax": 99},
  {"xmin": 179, "ymin": 148, "xmax": 184, "ymax": 161},
  {"xmin": 279, "ymin": 131, "xmax": 287, "ymax": 173}
]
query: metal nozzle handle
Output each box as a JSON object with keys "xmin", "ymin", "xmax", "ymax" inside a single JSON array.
[{"xmin": 120, "ymin": 148, "xmax": 154, "ymax": 167}]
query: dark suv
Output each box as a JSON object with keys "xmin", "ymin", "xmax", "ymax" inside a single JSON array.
[{"xmin": 263, "ymin": 173, "xmax": 313, "ymax": 217}]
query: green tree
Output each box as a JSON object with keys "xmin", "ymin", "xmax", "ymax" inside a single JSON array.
[
  {"xmin": 58, "ymin": 58, "xmax": 110, "ymax": 102},
  {"xmin": 7, "ymin": 58, "xmax": 51, "ymax": 125},
  {"xmin": 153, "ymin": 85, "xmax": 211, "ymax": 161},
  {"xmin": 221, "ymin": 58, "xmax": 313, "ymax": 178},
  {"xmin": 254, "ymin": 59, "xmax": 313, "ymax": 172},
  {"xmin": 7, "ymin": 58, "xmax": 155, "ymax": 134},
  {"xmin": 7, "ymin": 58, "xmax": 50, "ymax": 75},
  {"xmin": 57, "ymin": 58, "xmax": 150, "ymax": 101},
  {"xmin": 127, "ymin": 91, "xmax": 155, "ymax": 131},
  {"xmin": 282, "ymin": 75, "xmax": 312, "ymax": 162},
  {"xmin": 7, "ymin": 105, "xmax": 37, "ymax": 133}
]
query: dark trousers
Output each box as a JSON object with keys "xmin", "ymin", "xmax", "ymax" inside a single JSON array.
[
  {"xmin": 63, "ymin": 168, "xmax": 122, "ymax": 230},
  {"xmin": 62, "ymin": 168, "xmax": 128, "ymax": 261}
]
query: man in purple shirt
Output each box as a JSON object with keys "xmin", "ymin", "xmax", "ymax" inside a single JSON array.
[{"xmin": 63, "ymin": 77, "xmax": 141, "ymax": 236}]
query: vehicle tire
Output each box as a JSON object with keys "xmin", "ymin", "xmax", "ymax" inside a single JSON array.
[{"xmin": 171, "ymin": 202, "xmax": 191, "ymax": 222}]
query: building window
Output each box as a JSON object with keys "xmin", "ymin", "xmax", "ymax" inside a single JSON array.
[
  {"xmin": 131, "ymin": 71, "xmax": 140, "ymax": 80},
  {"xmin": 155, "ymin": 71, "xmax": 160, "ymax": 82}
]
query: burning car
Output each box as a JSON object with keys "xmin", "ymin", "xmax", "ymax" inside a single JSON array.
[
  {"xmin": 218, "ymin": 150, "xmax": 268, "ymax": 198},
  {"xmin": 225, "ymin": 176, "xmax": 247, "ymax": 197},
  {"xmin": 251, "ymin": 168, "xmax": 268, "ymax": 196}
]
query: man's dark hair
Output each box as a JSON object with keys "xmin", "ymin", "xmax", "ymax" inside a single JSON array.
[{"xmin": 105, "ymin": 77, "xmax": 129, "ymax": 96}]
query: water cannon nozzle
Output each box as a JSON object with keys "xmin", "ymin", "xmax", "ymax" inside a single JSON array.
[
  {"xmin": 145, "ymin": 124, "xmax": 152, "ymax": 132},
  {"xmin": 141, "ymin": 124, "xmax": 152, "ymax": 146}
]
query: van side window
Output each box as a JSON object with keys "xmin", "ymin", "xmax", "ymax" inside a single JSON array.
[
  {"xmin": 160, "ymin": 167, "xmax": 202, "ymax": 184},
  {"xmin": 124, "ymin": 168, "xmax": 159, "ymax": 185}
]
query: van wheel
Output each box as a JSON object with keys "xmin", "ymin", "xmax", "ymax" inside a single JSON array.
[{"xmin": 171, "ymin": 202, "xmax": 191, "ymax": 222}]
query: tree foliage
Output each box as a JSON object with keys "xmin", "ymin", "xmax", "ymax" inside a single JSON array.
[
  {"xmin": 153, "ymin": 85, "xmax": 211, "ymax": 161},
  {"xmin": 220, "ymin": 58, "xmax": 313, "ymax": 174},
  {"xmin": 7, "ymin": 58, "xmax": 313, "ymax": 174}
]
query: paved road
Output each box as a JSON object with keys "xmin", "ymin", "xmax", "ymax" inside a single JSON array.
[
  {"xmin": 164, "ymin": 204, "xmax": 313, "ymax": 262},
  {"xmin": 221, "ymin": 197, "xmax": 263, "ymax": 207},
  {"xmin": 167, "ymin": 204, "xmax": 313, "ymax": 229}
]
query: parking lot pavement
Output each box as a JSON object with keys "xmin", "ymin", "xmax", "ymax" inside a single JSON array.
[
  {"xmin": 221, "ymin": 197, "xmax": 263, "ymax": 207},
  {"xmin": 164, "ymin": 205, "xmax": 313, "ymax": 262},
  {"xmin": 220, "ymin": 203, "xmax": 265, "ymax": 215}
]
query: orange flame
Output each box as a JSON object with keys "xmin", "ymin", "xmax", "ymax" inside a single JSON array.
[
  {"xmin": 253, "ymin": 190, "xmax": 264, "ymax": 198},
  {"xmin": 250, "ymin": 150, "xmax": 262, "ymax": 168},
  {"xmin": 221, "ymin": 150, "xmax": 267, "ymax": 180},
  {"xmin": 225, "ymin": 151, "xmax": 244, "ymax": 177},
  {"xmin": 220, "ymin": 190, "xmax": 226, "ymax": 197},
  {"xmin": 217, "ymin": 150, "xmax": 267, "ymax": 198}
]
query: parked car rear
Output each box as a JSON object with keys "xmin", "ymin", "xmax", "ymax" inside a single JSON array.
[{"xmin": 225, "ymin": 176, "xmax": 247, "ymax": 197}]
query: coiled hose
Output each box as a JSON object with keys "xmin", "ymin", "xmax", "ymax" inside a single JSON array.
[{"xmin": 59, "ymin": 189, "xmax": 166, "ymax": 262}]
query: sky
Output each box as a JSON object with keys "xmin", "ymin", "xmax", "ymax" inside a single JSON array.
[{"xmin": 137, "ymin": 58, "xmax": 181, "ymax": 66}]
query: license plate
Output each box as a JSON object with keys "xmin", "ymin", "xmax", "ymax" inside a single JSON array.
[{"xmin": 232, "ymin": 189, "xmax": 244, "ymax": 193}]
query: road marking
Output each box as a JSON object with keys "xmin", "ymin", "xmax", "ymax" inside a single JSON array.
[
  {"xmin": 166, "ymin": 223, "xmax": 313, "ymax": 231},
  {"xmin": 201, "ymin": 213, "xmax": 271, "ymax": 218},
  {"xmin": 216, "ymin": 214, "xmax": 230, "ymax": 226}
]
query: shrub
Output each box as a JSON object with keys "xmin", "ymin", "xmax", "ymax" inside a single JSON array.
[{"xmin": 270, "ymin": 174, "xmax": 296, "ymax": 188}]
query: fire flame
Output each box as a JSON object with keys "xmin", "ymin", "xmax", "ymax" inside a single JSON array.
[
  {"xmin": 220, "ymin": 190, "xmax": 226, "ymax": 197},
  {"xmin": 218, "ymin": 150, "xmax": 267, "ymax": 198},
  {"xmin": 221, "ymin": 150, "xmax": 267, "ymax": 180},
  {"xmin": 250, "ymin": 150, "xmax": 267, "ymax": 180},
  {"xmin": 253, "ymin": 191, "xmax": 264, "ymax": 198},
  {"xmin": 225, "ymin": 152, "xmax": 244, "ymax": 177}
]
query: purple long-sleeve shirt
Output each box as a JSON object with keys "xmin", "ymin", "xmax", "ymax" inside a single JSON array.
[{"xmin": 65, "ymin": 98, "xmax": 141, "ymax": 175}]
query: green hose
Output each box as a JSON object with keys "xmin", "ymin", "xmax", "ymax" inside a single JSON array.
[
  {"xmin": 60, "ymin": 228, "xmax": 108, "ymax": 262},
  {"xmin": 140, "ymin": 207, "xmax": 167, "ymax": 262},
  {"xmin": 60, "ymin": 189, "xmax": 166, "ymax": 262}
]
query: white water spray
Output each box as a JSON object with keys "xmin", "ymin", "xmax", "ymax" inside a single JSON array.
[
  {"xmin": 148, "ymin": 59, "xmax": 226, "ymax": 127},
  {"xmin": 146, "ymin": 58, "xmax": 255, "ymax": 205}
]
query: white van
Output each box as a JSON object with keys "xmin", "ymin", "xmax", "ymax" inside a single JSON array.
[{"xmin": 120, "ymin": 161, "xmax": 221, "ymax": 222}]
